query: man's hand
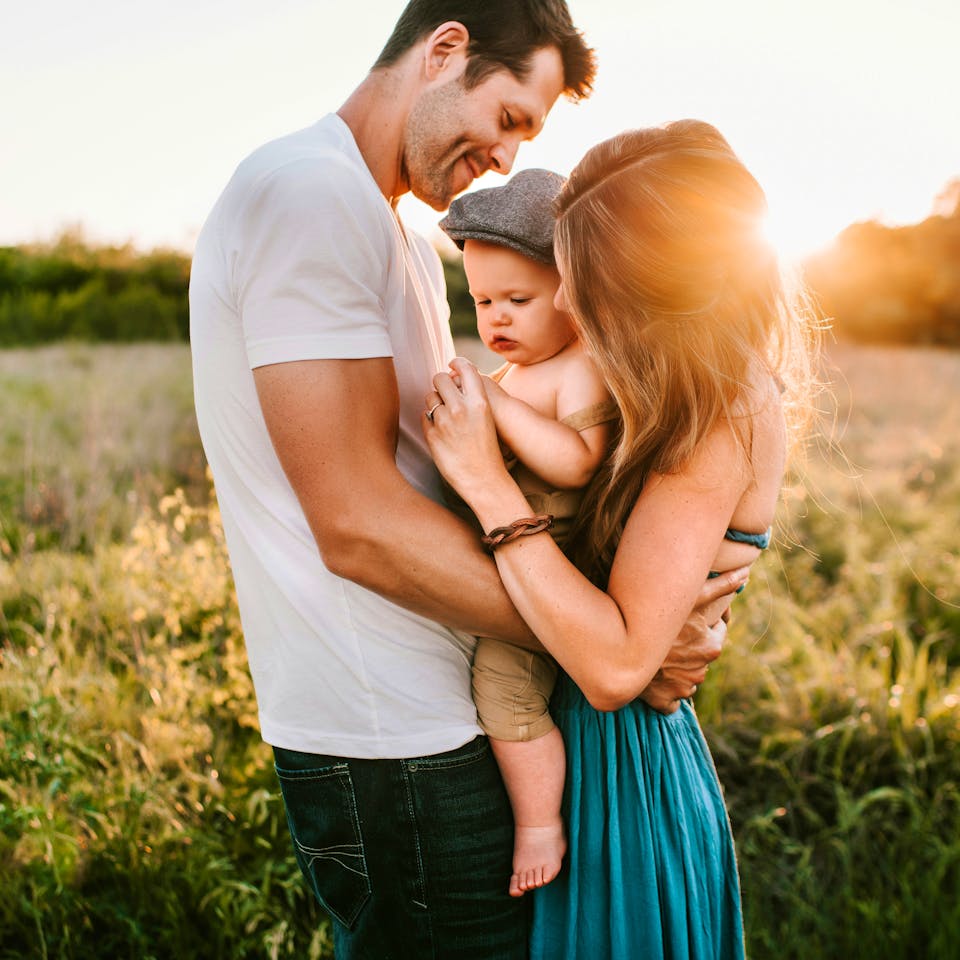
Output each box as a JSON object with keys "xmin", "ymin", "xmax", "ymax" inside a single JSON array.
[{"xmin": 639, "ymin": 566, "xmax": 749, "ymax": 714}]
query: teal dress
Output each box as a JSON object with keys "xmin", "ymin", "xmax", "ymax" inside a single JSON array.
[{"xmin": 529, "ymin": 528, "xmax": 769, "ymax": 960}]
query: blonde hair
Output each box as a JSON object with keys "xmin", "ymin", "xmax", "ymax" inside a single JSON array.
[{"xmin": 555, "ymin": 120, "xmax": 818, "ymax": 584}]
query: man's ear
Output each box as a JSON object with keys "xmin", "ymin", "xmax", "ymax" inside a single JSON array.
[{"xmin": 423, "ymin": 21, "xmax": 470, "ymax": 81}]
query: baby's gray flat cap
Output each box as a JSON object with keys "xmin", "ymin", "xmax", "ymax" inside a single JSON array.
[{"xmin": 440, "ymin": 168, "xmax": 566, "ymax": 265}]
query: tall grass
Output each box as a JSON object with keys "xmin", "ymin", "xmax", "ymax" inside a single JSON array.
[
  {"xmin": 1, "ymin": 346, "xmax": 328, "ymax": 958},
  {"xmin": 699, "ymin": 344, "xmax": 960, "ymax": 957},
  {"xmin": 1, "ymin": 499, "xmax": 331, "ymax": 958},
  {"xmin": 1, "ymin": 342, "xmax": 958, "ymax": 958},
  {"xmin": 0, "ymin": 344, "xmax": 205, "ymax": 554}
]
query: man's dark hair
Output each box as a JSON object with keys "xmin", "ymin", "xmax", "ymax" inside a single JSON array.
[{"xmin": 373, "ymin": 0, "xmax": 596, "ymax": 100}]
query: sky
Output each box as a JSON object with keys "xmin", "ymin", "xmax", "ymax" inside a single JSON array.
[{"xmin": 2, "ymin": 0, "xmax": 958, "ymax": 263}]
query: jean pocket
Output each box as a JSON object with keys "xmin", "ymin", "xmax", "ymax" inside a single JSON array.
[{"xmin": 274, "ymin": 759, "xmax": 371, "ymax": 929}]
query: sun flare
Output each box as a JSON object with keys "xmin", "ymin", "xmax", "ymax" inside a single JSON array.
[{"xmin": 761, "ymin": 201, "xmax": 843, "ymax": 266}]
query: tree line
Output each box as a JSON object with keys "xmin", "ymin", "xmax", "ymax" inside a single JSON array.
[
  {"xmin": 3, "ymin": 195, "xmax": 959, "ymax": 347},
  {"xmin": 0, "ymin": 233, "xmax": 189, "ymax": 345},
  {"xmin": 805, "ymin": 181, "xmax": 960, "ymax": 347}
]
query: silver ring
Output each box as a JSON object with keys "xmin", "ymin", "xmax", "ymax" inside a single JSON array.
[{"xmin": 426, "ymin": 400, "xmax": 443, "ymax": 422}]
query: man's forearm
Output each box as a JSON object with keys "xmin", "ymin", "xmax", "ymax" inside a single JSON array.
[{"xmin": 311, "ymin": 476, "xmax": 540, "ymax": 648}]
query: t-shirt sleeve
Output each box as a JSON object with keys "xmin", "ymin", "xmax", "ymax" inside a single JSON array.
[{"xmin": 234, "ymin": 155, "xmax": 393, "ymax": 368}]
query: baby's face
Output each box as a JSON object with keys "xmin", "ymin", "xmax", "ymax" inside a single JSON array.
[{"xmin": 462, "ymin": 240, "xmax": 575, "ymax": 365}]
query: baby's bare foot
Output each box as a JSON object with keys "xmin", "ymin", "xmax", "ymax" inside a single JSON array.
[{"xmin": 508, "ymin": 822, "xmax": 566, "ymax": 898}]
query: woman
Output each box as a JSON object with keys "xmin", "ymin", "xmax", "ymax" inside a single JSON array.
[{"xmin": 424, "ymin": 120, "xmax": 816, "ymax": 958}]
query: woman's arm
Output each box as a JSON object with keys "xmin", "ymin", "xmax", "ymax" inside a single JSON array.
[{"xmin": 426, "ymin": 359, "xmax": 751, "ymax": 711}]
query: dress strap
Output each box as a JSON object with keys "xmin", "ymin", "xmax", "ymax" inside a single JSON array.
[
  {"xmin": 560, "ymin": 399, "xmax": 619, "ymax": 432},
  {"xmin": 724, "ymin": 527, "xmax": 772, "ymax": 550}
]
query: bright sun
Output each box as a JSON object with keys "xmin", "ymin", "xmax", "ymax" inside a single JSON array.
[{"xmin": 762, "ymin": 200, "xmax": 844, "ymax": 266}]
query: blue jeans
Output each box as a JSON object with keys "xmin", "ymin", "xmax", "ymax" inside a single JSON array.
[{"xmin": 273, "ymin": 735, "xmax": 528, "ymax": 959}]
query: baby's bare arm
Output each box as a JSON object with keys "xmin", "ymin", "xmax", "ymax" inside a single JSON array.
[{"xmin": 482, "ymin": 353, "xmax": 612, "ymax": 489}]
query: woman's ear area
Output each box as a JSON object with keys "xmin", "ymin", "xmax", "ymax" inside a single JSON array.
[{"xmin": 422, "ymin": 21, "xmax": 470, "ymax": 81}]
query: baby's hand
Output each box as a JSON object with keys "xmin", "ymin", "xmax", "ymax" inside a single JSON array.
[
  {"xmin": 447, "ymin": 356, "xmax": 483, "ymax": 391},
  {"xmin": 479, "ymin": 373, "xmax": 508, "ymax": 408},
  {"xmin": 448, "ymin": 358, "xmax": 508, "ymax": 414},
  {"xmin": 478, "ymin": 375, "xmax": 514, "ymax": 430}
]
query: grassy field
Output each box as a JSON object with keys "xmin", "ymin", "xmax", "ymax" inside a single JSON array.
[{"xmin": 1, "ymin": 341, "xmax": 958, "ymax": 958}]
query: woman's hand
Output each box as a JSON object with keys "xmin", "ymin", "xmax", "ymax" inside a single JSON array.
[{"xmin": 423, "ymin": 358, "xmax": 514, "ymax": 506}]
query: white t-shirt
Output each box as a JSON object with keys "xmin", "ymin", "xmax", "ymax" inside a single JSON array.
[{"xmin": 189, "ymin": 114, "xmax": 482, "ymax": 758}]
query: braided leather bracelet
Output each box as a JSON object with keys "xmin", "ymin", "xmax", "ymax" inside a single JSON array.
[{"xmin": 480, "ymin": 514, "xmax": 555, "ymax": 553}]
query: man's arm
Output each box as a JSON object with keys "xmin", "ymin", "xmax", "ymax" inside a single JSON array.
[{"xmin": 253, "ymin": 355, "xmax": 537, "ymax": 646}]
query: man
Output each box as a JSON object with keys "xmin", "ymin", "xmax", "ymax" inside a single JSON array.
[{"xmin": 190, "ymin": 2, "xmax": 741, "ymax": 956}]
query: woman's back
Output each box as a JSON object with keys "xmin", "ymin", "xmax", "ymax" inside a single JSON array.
[{"xmin": 712, "ymin": 370, "xmax": 786, "ymax": 575}]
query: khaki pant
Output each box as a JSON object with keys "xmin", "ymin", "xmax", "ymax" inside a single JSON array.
[{"xmin": 471, "ymin": 637, "xmax": 558, "ymax": 742}]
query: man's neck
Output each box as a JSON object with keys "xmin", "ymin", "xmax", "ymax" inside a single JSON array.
[{"xmin": 338, "ymin": 69, "xmax": 412, "ymax": 206}]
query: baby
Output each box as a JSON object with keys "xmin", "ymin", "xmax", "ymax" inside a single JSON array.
[{"xmin": 439, "ymin": 169, "xmax": 617, "ymax": 897}]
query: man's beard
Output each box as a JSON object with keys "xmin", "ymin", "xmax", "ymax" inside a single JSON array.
[{"xmin": 403, "ymin": 82, "xmax": 474, "ymax": 210}]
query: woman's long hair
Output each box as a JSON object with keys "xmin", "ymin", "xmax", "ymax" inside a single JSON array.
[{"xmin": 555, "ymin": 120, "xmax": 818, "ymax": 585}]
